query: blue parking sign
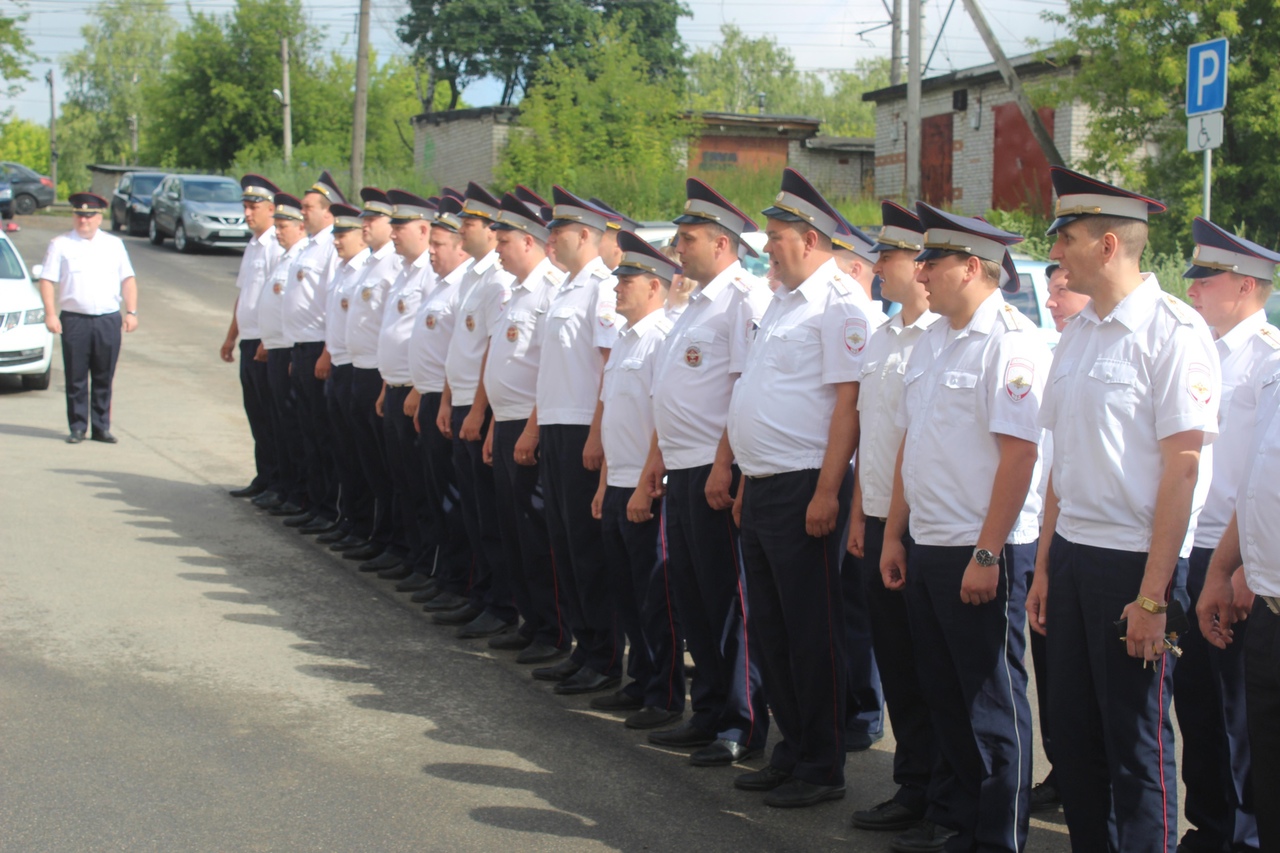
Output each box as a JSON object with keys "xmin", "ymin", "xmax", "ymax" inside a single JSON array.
[{"xmin": 1187, "ymin": 38, "xmax": 1229, "ymax": 116}]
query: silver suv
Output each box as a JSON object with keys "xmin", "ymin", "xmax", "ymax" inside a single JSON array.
[{"xmin": 148, "ymin": 174, "xmax": 250, "ymax": 253}]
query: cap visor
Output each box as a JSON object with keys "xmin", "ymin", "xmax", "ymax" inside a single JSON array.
[
  {"xmin": 1046, "ymin": 215, "xmax": 1081, "ymax": 236},
  {"xmin": 1183, "ymin": 263, "xmax": 1223, "ymax": 280},
  {"xmin": 761, "ymin": 205, "xmax": 804, "ymax": 223},
  {"xmin": 914, "ymin": 247, "xmax": 953, "ymax": 262}
]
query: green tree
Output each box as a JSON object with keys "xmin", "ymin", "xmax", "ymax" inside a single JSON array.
[
  {"xmin": 1048, "ymin": 0, "xmax": 1280, "ymax": 251},
  {"xmin": 0, "ymin": 6, "xmax": 34, "ymax": 96},
  {"xmin": 0, "ymin": 114, "xmax": 48, "ymax": 172}
]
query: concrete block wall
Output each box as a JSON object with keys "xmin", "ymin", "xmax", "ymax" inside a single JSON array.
[
  {"xmin": 413, "ymin": 110, "xmax": 514, "ymax": 191},
  {"xmin": 787, "ymin": 143, "xmax": 875, "ymax": 200}
]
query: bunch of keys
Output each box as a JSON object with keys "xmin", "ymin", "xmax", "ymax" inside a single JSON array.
[{"xmin": 1115, "ymin": 599, "xmax": 1188, "ymax": 669}]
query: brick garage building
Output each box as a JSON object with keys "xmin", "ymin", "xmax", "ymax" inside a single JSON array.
[{"xmin": 863, "ymin": 54, "xmax": 1090, "ymax": 216}]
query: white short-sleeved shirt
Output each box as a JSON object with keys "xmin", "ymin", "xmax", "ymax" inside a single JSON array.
[
  {"xmin": 445, "ymin": 250, "xmax": 514, "ymax": 407},
  {"xmin": 896, "ymin": 292, "xmax": 1051, "ymax": 546},
  {"xmin": 376, "ymin": 253, "xmax": 434, "ymax": 386},
  {"xmin": 1041, "ymin": 274, "xmax": 1221, "ymax": 558},
  {"xmin": 535, "ymin": 255, "xmax": 619, "ymax": 426},
  {"xmin": 652, "ymin": 261, "xmax": 770, "ymax": 470},
  {"xmin": 856, "ymin": 309, "xmax": 942, "ymax": 519},
  {"xmin": 39, "ymin": 229, "xmax": 136, "ymax": 316},
  {"xmin": 346, "ymin": 242, "xmax": 403, "ymax": 369},
  {"xmin": 323, "ymin": 248, "xmax": 371, "ymax": 367},
  {"xmin": 485, "ymin": 258, "xmax": 564, "ymax": 422},
  {"xmin": 282, "ymin": 225, "xmax": 338, "ymax": 344},
  {"xmin": 409, "ymin": 258, "xmax": 470, "ymax": 394},
  {"xmin": 234, "ymin": 226, "xmax": 281, "ymax": 340},
  {"xmin": 258, "ymin": 239, "xmax": 305, "ymax": 350},
  {"xmin": 727, "ymin": 257, "xmax": 876, "ymax": 477},
  {"xmin": 601, "ymin": 310, "xmax": 673, "ymax": 488},
  {"xmin": 1237, "ymin": 361, "xmax": 1280, "ymax": 596}
]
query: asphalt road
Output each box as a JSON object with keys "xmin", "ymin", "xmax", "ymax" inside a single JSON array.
[{"xmin": 0, "ymin": 216, "xmax": 1078, "ymax": 852}]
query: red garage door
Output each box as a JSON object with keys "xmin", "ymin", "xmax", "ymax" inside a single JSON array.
[{"xmin": 992, "ymin": 104, "xmax": 1055, "ymax": 215}]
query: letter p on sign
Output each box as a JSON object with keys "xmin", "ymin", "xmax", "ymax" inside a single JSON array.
[{"xmin": 1187, "ymin": 38, "xmax": 1229, "ymax": 117}]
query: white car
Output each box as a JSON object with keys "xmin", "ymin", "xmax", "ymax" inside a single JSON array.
[
  {"xmin": 1007, "ymin": 255, "xmax": 1061, "ymax": 349},
  {"xmin": 0, "ymin": 232, "xmax": 53, "ymax": 390}
]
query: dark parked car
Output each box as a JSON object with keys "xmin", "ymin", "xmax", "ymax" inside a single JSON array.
[
  {"xmin": 0, "ymin": 162, "xmax": 56, "ymax": 215},
  {"xmin": 0, "ymin": 175, "xmax": 11, "ymax": 219},
  {"xmin": 111, "ymin": 171, "xmax": 166, "ymax": 236},
  {"xmin": 148, "ymin": 174, "xmax": 250, "ymax": 252}
]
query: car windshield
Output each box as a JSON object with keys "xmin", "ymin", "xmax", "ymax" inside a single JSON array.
[
  {"xmin": 0, "ymin": 239, "xmax": 25, "ymax": 279},
  {"xmin": 183, "ymin": 179, "xmax": 240, "ymax": 203},
  {"xmin": 1006, "ymin": 273, "xmax": 1041, "ymax": 326},
  {"xmin": 132, "ymin": 175, "xmax": 162, "ymax": 195}
]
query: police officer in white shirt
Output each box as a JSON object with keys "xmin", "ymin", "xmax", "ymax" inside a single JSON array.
[
  {"xmin": 436, "ymin": 182, "xmax": 517, "ymax": 638},
  {"xmin": 333, "ymin": 187, "xmax": 404, "ymax": 557},
  {"xmin": 520, "ymin": 187, "xmax": 621, "ymax": 695},
  {"xmin": 283, "ymin": 170, "xmax": 345, "ymax": 531},
  {"xmin": 257, "ymin": 193, "xmax": 311, "ymax": 517},
  {"xmin": 37, "ymin": 192, "xmax": 138, "ymax": 444},
  {"xmin": 727, "ymin": 168, "xmax": 873, "ymax": 807},
  {"xmin": 485, "ymin": 192, "xmax": 570, "ymax": 664},
  {"xmin": 1198, "ymin": 355, "xmax": 1280, "ymax": 853},
  {"xmin": 881, "ymin": 205, "xmax": 1050, "ymax": 852},
  {"xmin": 1172, "ymin": 218, "xmax": 1277, "ymax": 853},
  {"xmin": 1027, "ymin": 167, "xmax": 1221, "ymax": 852},
  {"xmin": 642, "ymin": 177, "xmax": 769, "ymax": 765},
  {"xmin": 220, "ymin": 175, "xmax": 282, "ymax": 498},
  {"xmin": 590, "ymin": 230, "xmax": 685, "ymax": 730},
  {"xmin": 846, "ymin": 201, "xmax": 942, "ymax": 840}
]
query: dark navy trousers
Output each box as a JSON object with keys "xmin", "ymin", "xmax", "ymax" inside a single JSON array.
[
  {"xmin": 740, "ymin": 468, "xmax": 849, "ymax": 787},
  {"xmin": 859, "ymin": 517, "xmax": 935, "ymax": 813},
  {"xmin": 349, "ymin": 368, "xmax": 397, "ymax": 552},
  {"xmin": 381, "ymin": 386, "xmax": 432, "ymax": 570},
  {"xmin": 326, "ymin": 363, "xmax": 371, "ymax": 538},
  {"xmin": 600, "ymin": 486, "xmax": 685, "ymax": 712},
  {"xmin": 491, "ymin": 419, "xmax": 568, "ymax": 649},
  {"xmin": 59, "ymin": 310, "xmax": 121, "ymax": 434},
  {"xmin": 237, "ymin": 339, "xmax": 277, "ymax": 492},
  {"xmin": 1173, "ymin": 546, "xmax": 1257, "ymax": 853},
  {"xmin": 1245, "ymin": 599, "xmax": 1280, "ymax": 851},
  {"xmin": 540, "ymin": 423, "xmax": 620, "ymax": 677},
  {"xmin": 842, "ymin": 550, "xmax": 884, "ymax": 745},
  {"xmin": 266, "ymin": 348, "xmax": 306, "ymax": 508},
  {"xmin": 664, "ymin": 464, "xmax": 767, "ymax": 748},
  {"xmin": 1047, "ymin": 534, "xmax": 1185, "ymax": 853},
  {"xmin": 417, "ymin": 391, "xmax": 471, "ymax": 589},
  {"xmin": 450, "ymin": 403, "xmax": 515, "ymax": 622},
  {"xmin": 905, "ymin": 541, "xmax": 1033, "ymax": 853},
  {"xmin": 290, "ymin": 341, "xmax": 338, "ymax": 521}
]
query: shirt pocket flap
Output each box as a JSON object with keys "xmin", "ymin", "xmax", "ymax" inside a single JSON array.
[
  {"xmin": 860, "ymin": 359, "xmax": 880, "ymax": 377},
  {"xmin": 507, "ymin": 310, "xmax": 534, "ymax": 324},
  {"xmin": 620, "ymin": 357, "xmax": 645, "ymax": 370},
  {"xmin": 941, "ymin": 370, "xmax": 979, "ymax": 390},
  {"xmin": 774, "ymin": 325, "xmax": 815, "ymax": 343},
  {"xmin": 551, "ymin": 306, "xmax": 577, "ymax": 319},
  {"xmin": 687, "ymin": 325, "xmax": 716, "ymax": 343},
  {"xmin": 1088, "ymin": 358, "xmax": 1139, "ymax": 385}
]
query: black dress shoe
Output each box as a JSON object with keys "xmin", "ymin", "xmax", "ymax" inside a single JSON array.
[
  {"xmin": 890, "ymin": 820, "xmax": 958, "ymax": 853},
  {"xmin": 488, "ymin": 631, "xmax": 531, "ymax": 651},
  {"xmin": 734, "ymin": 764, "xmax": 791, "ymax": 791},
  {"xmin": 589, "ymin": 690, "xmax": 644, "ymax": 712},
  {"xmin": 394, "ymin": 572, "xmax": 434, "ymax": 592},
  {"xmin": 283, "ymin": 511, "xmax": 318, "ymax": 528},
  {"xmin": 252, "ymin": 491, "xmax": 283, "ymax": 509},
  {"xmin": 1029, "ymin": 781, "xmax": 1061, "ymax": 813},
  {"xmin": 625, "ymin": 707, "xmax": 682, "ymax": 730},
  {"xmin": 456, "ymin": 612, "xmax": 514, "ymax": 639},
  {"xmin": 316, "ymin": 529, "xmax": 351, "ymax": 544},
  {"xmin": 343, "ymin": 543, "xmax": 383, "ymax": 561},
  {"xmin": 553, "ymin": 667, "xmax": 620, "ymax": 695},
  {"xmin": 66, "ymin": 430, "xmax": 85, "ymax": 444},
  {"xmin": 648, "ymin": 721, "xmax": 716, "ymax": 749},
  {"xmin": 763, "ymin": 778, "xmax": 845, "ymax": 809},
  {"xmin": 90, "ymin": 430, "xmax": 118, "ymax": 444},
  {"xmin": 328, "ymin": 534, "xmax": 367, "ymax": 552},
  {"xmin": 851, "ymin": 799, "xmax": 926, "ymax": 831},
  {"xmin": 422, "ymin": 591, "xmax": 468, "ymax": 612},
  {"xmin": 229, "ymin": 483, "xmax": 266, "ymax": 498},
  {"xmin": 358, "ymin": 552, "xmax": 401, "ymax": 572},
  {"xmin": 377, "ymin": 564, "xmax": 412, "ymax": 580},
  {"xmin": 531, "ymin": 657, "xmax": 581, "ymax": 681},
  {"xmin": 410, "ymin": 583, "xmax": 442, "ymax": 603},
  {"xmin": 268, "ymin": 502, "xmax": 306, "ymax": 517},
  {"xmin": 297, "ymin": 516, "xmax": 338, "ymax": 535},
  {"xmin": 690, "ymin": 738, "xmax": 761, "ymax": 767},
  {"xmin": 432, "ymin": 604, "xmax": 481, "ymax": 625},
  {"xmin": 517, "ymin": 643, "xmax": 570, "ymax": 665}
]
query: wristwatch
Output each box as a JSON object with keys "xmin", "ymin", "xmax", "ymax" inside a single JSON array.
[
  {"xmin": 1134, "ymin": 594, "xmax": 1168, "ymax": 614},
  {"xmin": 126, "ymin": 310, "xmax": 138, "ymax": 316},
  {"xmin": 973, "ymin": 548, "xmax": 998, "ymax": 567}
]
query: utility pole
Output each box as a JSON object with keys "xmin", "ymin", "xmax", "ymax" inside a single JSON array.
[
  {"xmin": 960, "ymin": 0, "xmax": 1064, "ymax": 166},
  {"xmin": 281, "ymin": 36, "xmax": 293, "ymax": 166},
  {"xmin": 905, "ymin": 0, "xmax": 921, "ymax": 200},
  {"xmin": 46, "ymin": 70, "xmax": 57, "ymax": 199},
  {"xmin": 890, "ymin": 0, "xmax": 903, "ymax": 86},
  {"xmin": 351, "ymin": 0, "xmax": 371, "ymax": 192}
]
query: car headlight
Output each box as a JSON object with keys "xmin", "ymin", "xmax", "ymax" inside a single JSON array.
[
  {"xmin": 192, "ymin": 213, "xmax": 213, "ymax": 222},
  {"xmin": 23, "ymin": 308, "xmax": 45, "ymax": 324},
  {"xmin": 0, "ymin": 188, "xmax": 11, "ymax": 200}
]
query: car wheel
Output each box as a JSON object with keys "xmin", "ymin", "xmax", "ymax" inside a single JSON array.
[
  {"xmin": 148, "ymin": 215, "xmax": 164, "ymax": 245},
  {"xmin": 13, "ymin": 194, "xmax": 36, "ymax": 216},
  {"xmin": 174, "ymin": 221, "xmax": 193, "ymax": 253},
  {"xmin": 21, "ymin": 364, "xmax": 51, "ymax": 391}
]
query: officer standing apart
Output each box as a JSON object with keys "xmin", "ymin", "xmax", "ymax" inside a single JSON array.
[
  {"xmin": 1173, "ymin": 217, "xmax": 1275, "ymax": 853},
  {"xmin": 642, "ymin": 177, "xmax": 769, "ymax": 766},
  {"xmin": 38, "ymin": 192, "xmax": 138, "ymax": 444},
  {"xmin": 727, "ymin": 168, "xmax": 872, "ymax": 807},
  {"xmin": 220, "ymin": 175, "xmax": 281, "ymax": 498},
  {"xmin": 1027, "ymin": 167, "xmax": 1220, "ymax": 853},
  {"xmin": 882, "ymin": 205, "xmax": 1049, "ymax": 853}
]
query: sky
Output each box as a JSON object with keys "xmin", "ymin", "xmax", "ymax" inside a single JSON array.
[{"xmin": 4, "ymin": 0, "xmax": 1070, "ymax": 124}]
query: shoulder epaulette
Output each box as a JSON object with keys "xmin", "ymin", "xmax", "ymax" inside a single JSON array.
[
  {"xmin": 1161, "ymin": 292, "xmax": 1196, "ymax": 325},
  {"xmin": 830, "ymin": 273, "xmax": 851, "ymax": 297},
  {"xmin": 1258, "ymin": 325, "xmax": 1280, "ymax": 350},
  {"xmin": 730, "ymin": 275, "xmax": 751, "ymax": 294},
  {"xmin": 589, "ymin": 264, "xmax": 611, "ymax": 280},
  {"xmin": 655, "ymin": 316, "xmax": 674, "ymax": 338},
  {"xmin": 999, "ymin": 302, "xmax": 1023, "ymax": 331}
]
